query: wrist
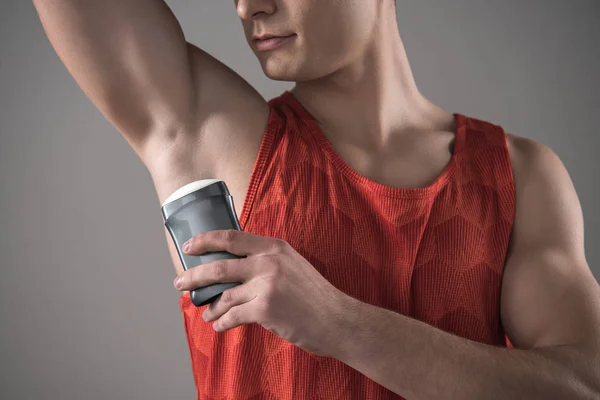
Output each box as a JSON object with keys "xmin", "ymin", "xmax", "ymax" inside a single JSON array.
[{"xmin": 328, "ymin": 291, "xmax": 368, "ymax": 362}]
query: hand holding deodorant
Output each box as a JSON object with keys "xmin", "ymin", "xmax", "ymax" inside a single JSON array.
[{"xmin": 161, "ymin": 179, "xmax": 243, "ymax": 307}]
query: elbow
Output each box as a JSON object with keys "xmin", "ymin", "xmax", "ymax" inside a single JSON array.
[
  {"xmin": 542, "ymin": 347, "xmax": 600, "ymax": 400},
  {"xmin": 589, "ymin": 372, "xmax": 600, "ymax": 399},
  {"xmin": 566, "ymin": 359, "xmax": 600, "ymax": 399},
  {"xmin": 573, "ymin": 377, "xmax": 600, "ymax": 400}
]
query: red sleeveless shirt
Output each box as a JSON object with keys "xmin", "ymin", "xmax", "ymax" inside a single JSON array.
[{"xmin": 179, "ymin": 91, "xmax": 515, "ymax": 399}]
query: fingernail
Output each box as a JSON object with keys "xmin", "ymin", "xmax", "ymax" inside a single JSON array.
[
  {"xmin": 182, "ymin": 240, "xmax": 191, "ymax": 253},
  {"xmin": 174, "ymin": 276, "xmax": 182, "ymax": 289}
]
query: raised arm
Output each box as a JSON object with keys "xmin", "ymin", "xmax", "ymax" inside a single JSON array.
[
  {"xmin": 33, "ymin": 0, "xmax": 271, "ymax": 277},
  {"xmin": 31, "ymin": 0, "xmax": 269, "ymax": 170}
]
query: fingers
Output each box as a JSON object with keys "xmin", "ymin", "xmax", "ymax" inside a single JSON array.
[
  {"xmin": 183, "ymin": 230, "xmax": 272, "ymax": 257},
  {"xmin": 212, "ymin": 302, "xmax": 257, "ymax": 332},
  {"xmin": 203, "ymin": 280, "xmax": 258, "ymax": 325},
  {"xmin": 175, "ymin": 256, "xmax": 251, "ymax": 290}
]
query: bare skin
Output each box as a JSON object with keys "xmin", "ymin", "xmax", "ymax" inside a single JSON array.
[{"xmin": 33, "ymin": 0, "xmax": 600, "ymax": 398}]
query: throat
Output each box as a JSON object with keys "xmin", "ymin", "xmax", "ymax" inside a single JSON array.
[{"xmin": 327, "ymin": 127, "xmax": 456, "ymax": 190}]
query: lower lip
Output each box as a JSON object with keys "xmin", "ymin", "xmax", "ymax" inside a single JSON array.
[{"xmin": 254, "ymin": 35, "xmax": 296, "ymax": 51}]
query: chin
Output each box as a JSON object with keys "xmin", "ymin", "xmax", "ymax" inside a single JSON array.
[
  {"xmin": 258, "ymin": 59, "xmax": 296, "ymax": 81},
  {"xmin": 262, "ymin": 69, "xmax": 298, "ymax": 82},
  {"xmin": 259, "ymin": 58, "xmax": 326, "ymax": 82}
]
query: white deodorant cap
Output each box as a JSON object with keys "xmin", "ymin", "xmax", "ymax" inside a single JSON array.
[{"xmin": 161, "ymin": 179, "xmax": 223, "ymax": 207}]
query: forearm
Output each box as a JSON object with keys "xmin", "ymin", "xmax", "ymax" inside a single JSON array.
[{"xmin": 333, "ymin": 295, "xmax": 599, "ymax": 400}]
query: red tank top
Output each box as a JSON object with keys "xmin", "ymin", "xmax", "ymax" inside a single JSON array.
[{"xmin": 179, "ymin": 91, "xmax": 515, "ymax": 399}]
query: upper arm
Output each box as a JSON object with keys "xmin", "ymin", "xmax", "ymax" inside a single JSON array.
[
  {"xmin": 501, "ymin": 135, "xmax": 600, "ymax": 353},
  {"xmin": 32, "ymin": 0, "xmax": 269, "ymax": 169}
]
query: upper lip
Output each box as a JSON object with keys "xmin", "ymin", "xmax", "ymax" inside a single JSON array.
[{"xmin": 253, "ymin": 33, "xmax": 294, "ymax": 41}]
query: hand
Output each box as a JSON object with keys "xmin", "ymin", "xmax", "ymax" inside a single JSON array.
[{"xmin": 174, "ymin": 229, "xmax": 351, "ymax": 358}]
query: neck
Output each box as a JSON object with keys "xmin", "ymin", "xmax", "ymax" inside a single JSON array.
[{"xmin": 291, "ymin": 8, "xmax": 452, "ymax": 150}]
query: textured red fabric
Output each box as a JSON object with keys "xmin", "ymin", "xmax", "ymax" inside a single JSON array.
[{"xmin": 179, "ymin": 91, "xmax": 516, "ymax": 399}]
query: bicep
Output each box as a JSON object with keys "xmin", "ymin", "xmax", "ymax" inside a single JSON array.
[
  {"xmin": 33, "ymin": 0, "xmax": 196, "ymax": 146},
  {"xmin": 501, "ymin": 136, "xmax": 600, "ymax": 350},
  {"xmin": 501, "ymin": 247, "xmax": 599, "ymax": 349},
  {"xmin": 34, "ymin": 0, "xmax": 270, "ymax": 171}
]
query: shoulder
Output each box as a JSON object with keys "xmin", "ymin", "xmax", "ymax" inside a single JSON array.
[
  {"xmin": 505, "ymin": 133, "xmax": 573, "ymax": 195},
  {"xmin": 504, "ymin": 132, "xmax": 583, "ymax": 252},
  {"xmin": 506, "ymin": 133, "xmax": 561, "ymax": 172}
]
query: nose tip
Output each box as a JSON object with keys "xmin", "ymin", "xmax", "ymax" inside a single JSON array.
[
  {"xmin": 236, "ymin": 0, "xmax": 275, "ymax": 20},
  {"xmin": 236, "ymin": 3, "xmax": 250, "ymax": 20}
]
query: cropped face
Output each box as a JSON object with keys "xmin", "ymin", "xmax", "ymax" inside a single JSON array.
[{"xmin": 235, "ymin": 0, "xmax": 382, "ymax": 82}]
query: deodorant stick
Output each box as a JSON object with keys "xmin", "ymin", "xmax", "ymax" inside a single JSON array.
[{"xmin": 161, "ymin": 179, "xmax": 243, "ymax": 306}]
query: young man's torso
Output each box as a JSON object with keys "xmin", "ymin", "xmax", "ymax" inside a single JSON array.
[{"xmin": 151, "ymin": 92, "xmax": 522, "ymax": 279}]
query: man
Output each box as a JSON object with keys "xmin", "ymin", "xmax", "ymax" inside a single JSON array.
[{"xmin": 33, "ymin": 0, "xmax": 600, "ymax": 399}]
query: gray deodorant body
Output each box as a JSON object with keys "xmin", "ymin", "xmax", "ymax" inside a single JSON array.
[{"xmin": 161, "ymin": 179, "xmax": 243, "ymax": 307}]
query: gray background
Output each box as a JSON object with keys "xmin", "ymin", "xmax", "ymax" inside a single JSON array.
[{"xmin": 1, "ymin": 1, "xmax": 599, "ymax": 398}]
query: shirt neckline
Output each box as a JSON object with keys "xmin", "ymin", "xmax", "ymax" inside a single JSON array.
[{"xmin": 279, "ymin": 90, "xmax": 466, "ymax": 199}]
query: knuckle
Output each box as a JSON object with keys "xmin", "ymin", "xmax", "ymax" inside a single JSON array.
[
  {"xmin": 220, "ymin": 288, "xmax": 233, "ymax": 303},
  {"xmin": 212, "ymin": 261, "xmax": 227, "ymax": 281},
  {"xmin": 187, "ymin": 268, "xmax": 199, "ymax": 285},
  {"xmin": 223, "ymin": 229, "xmax": 237, "ymax": 242},
  {"xmin": 272, "ymin": 239, "xmax": 288, "ymax": 253},
  {"xmin": 227, "ymin": 309, "xmax": 239, "ymax": 325},
  {"xmin": 262, "ymin": 279, "xmax": 278, "ymax": 302},
  {"xmin": 267, "ymin": 255, "xmax": 282, "ymax": 275},
  {"xmin": 264, "ymin": 277, "xmax": 278, "ymax": 294}
]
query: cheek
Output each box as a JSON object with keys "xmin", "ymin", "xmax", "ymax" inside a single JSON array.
[
  {"xmin": 302, "ymin": 24, "xmax": 366, "ymax": 73},
  {"xmin": 306, "ymin": 4, "xmax": 374, "ymax": 59}
]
